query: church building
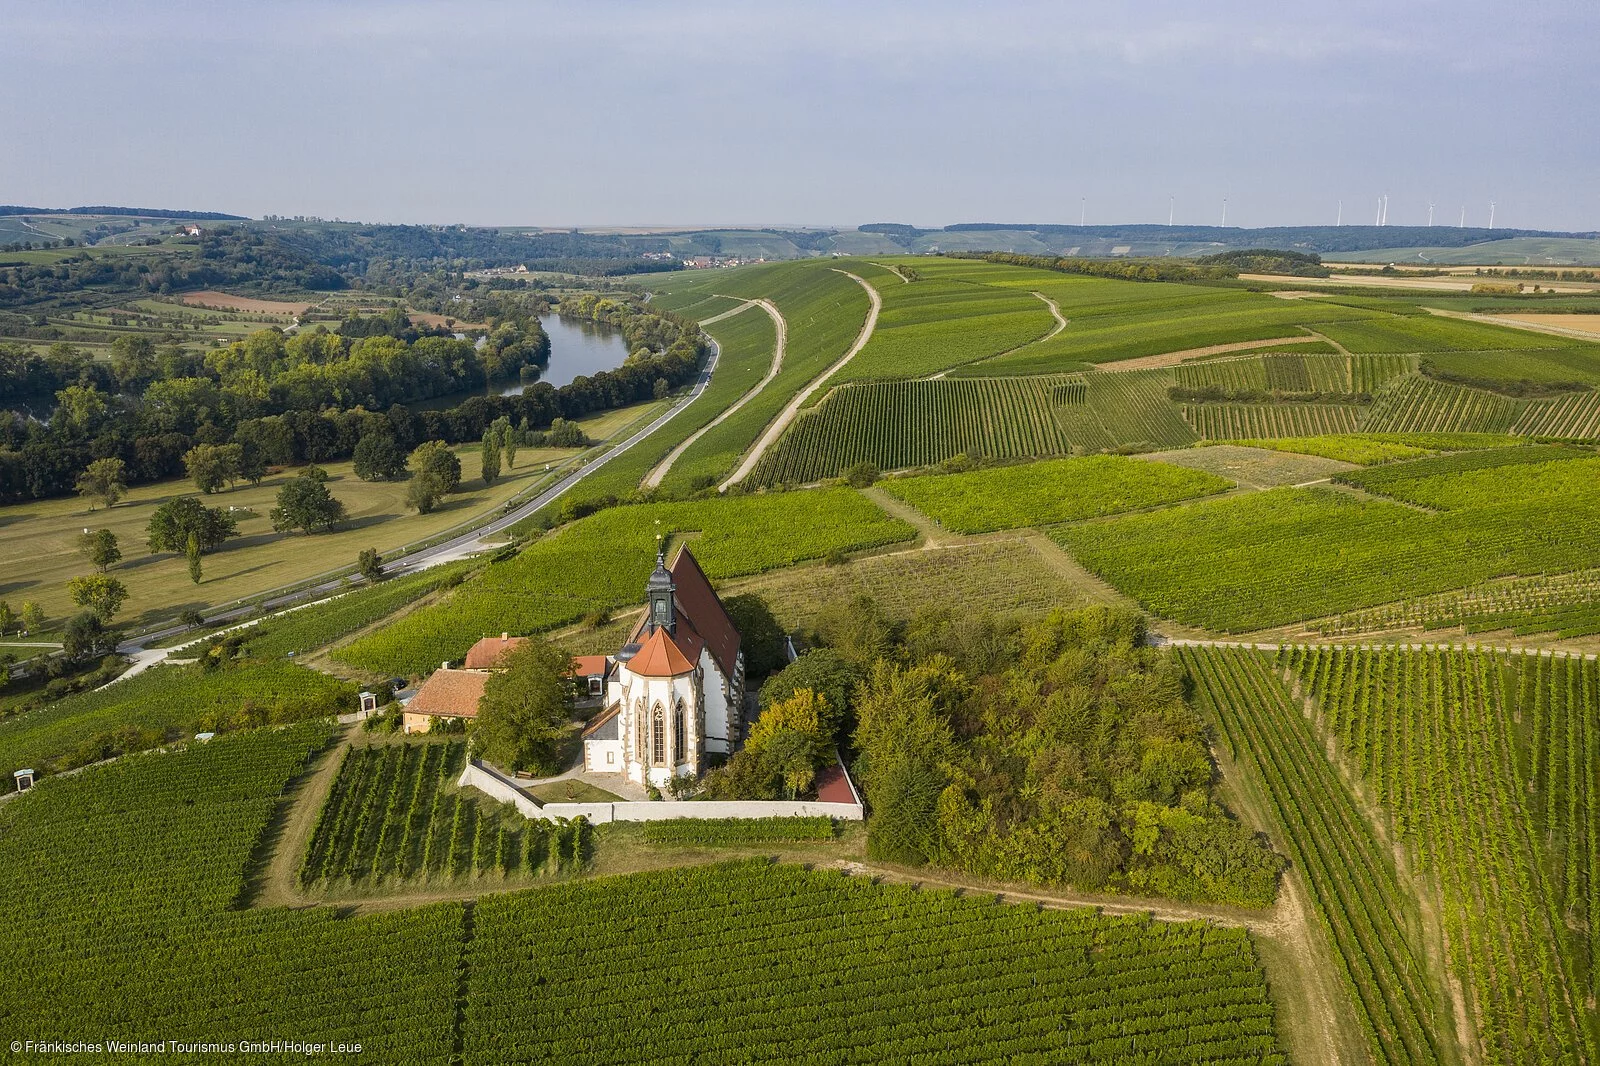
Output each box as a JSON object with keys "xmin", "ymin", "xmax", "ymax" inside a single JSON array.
[{"xmin": 582, "ymin": 545, "xmax": 745, "ymax": 787}]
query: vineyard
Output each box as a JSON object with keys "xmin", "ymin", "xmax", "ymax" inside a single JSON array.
[
  {"xmin": 1179, "ymin": 646, "xmax": 1451, "ymax": 1066},
  {"xmin": 1312, "ymin": 568, "xmax": 1600, "ymax": 638},
  {"xmin": 1284, "ymin": 644, "xmax": 1599, "ymax": 1064},
  {"xmin": 336, "ymin": 490, "xmax": 915, "ymax": 676},
  {"xmin": 1183, "ymin": 403, "xmax": 1363, "ymax": 440},
  {"xmin": 881, "ymin": 454, "xmax": 1232, "ymax": 534},
  {"xmin": 1319, "ymin": 312, "xmax": 1573, "ymax": 353},
  {"xmin": 1363, "ymin": 377, "xmax": 1525, "ymax": 434},
  {"xmin": 1219, "ymin": 434, "xmax": 1517, "ymax": 466},
  {"xmin": 0, "ymin": 723, "xmax": 465, "ymax": 1062},
  {"xmin": 1057, "ymin": 453, "xmax": 1600, "ymax": 631},
  {"xmin": 1514, "ymin": 389, "xmax": 1600, "ymax": 437},
  {"xmin": 1174, "ymin": 352, "xmax": 1414, "ymax": 394},
  {"xmin": 300, "ymin": 740, "xmax": 589, "ymax": 889},
  {"xmin": 749, "ymin": 376, "xmax": 1076, "ymax": 484},
  {"xmin": 461, "ymin": 859, "xmax": 1289, "ymax": 1065},
  {"xmin": 640, "ymin": 816, "xmax": 836, "ymax": 844},
  {"xmin": 244, "ymin": 558, "xmax": 481, "ymax": 660},
  {"xmin": 0, "ymin": 661, "xmax": 356, "ymax": 783},
  {"xmin": 1058, "ymin": 368, "xmax": 1201, "ymax": 450}
]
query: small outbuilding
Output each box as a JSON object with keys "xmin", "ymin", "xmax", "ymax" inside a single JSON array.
[
  {"xmin": 13, "ymin": 768, "xmax": 35, "ymax": 792},
  {"xmin": 403, "ymin": 667, "xmax": 489, "ymax": 734}
]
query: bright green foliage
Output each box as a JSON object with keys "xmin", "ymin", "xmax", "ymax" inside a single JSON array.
[
  {"xmin": 337, "ymin": 490, "xmax": 915, "ymax": 677},
  {"xmin": 1184, "ymin": 402, "xmax": 1363, "ymax": 439},
  {"xmin": 0, "ymin": 661, "xmax": 356, "ymax": 782},
  {"xmin": 1319, "ymin": 313, "xmax": 1582, "ymax": 353},
  {"xmin": 299, "ymin": 740, "xmax": 588, "ymax": 887},
  {"xmin": 1058, "ymin": 455, "xmax": 1600, "ymax": 631},
  {"xmin": 883, "ymin": 454, "xmax": 1232, "ymax": 534},
  {"xmin": 1284, "ymin": 645, "xmax": 1600, "ymax": 1065},
  {"xmin": 245, "ymin": 559, "xmax": 478, "ymax": 660},
  {"xmin": 0, "ymin": 724, "xmax": 462, "ymax": 1060},
  {"xmin": 461, "ymin": 859, "xmax": 1289, "ymax": 1065},
  {"xmin": 1424, "ymin": 346, "xmax": 1600, "ymax": 389},
  {"xmin": 752, "ymin": 376, "xmax": 1078, "ymax": 484},
  {"xmin": 1056, "ymin": 369, "xmax": 1201, "ymax": 451},
  {"xmin": 824, "ymin": 266, "xmax": 1056, "ymax": 383},
  {"xmin": 640, "ymin": 816, "xmax": 836, "ymax": 844},
  {"xmin": 1220, "ymin": 435, "xmax": 1437, "ymax": 465},
  {"xmin": 1180, "ymin": 647, "xmax": 1450, "ymax": 1066},
  {"xmin": 1338, "ymin": 445, "xmax": 1592, "ymax": 508},
  {"xmin": 475, "ymin": 637, "xmax": 572, "ymax": 774}
]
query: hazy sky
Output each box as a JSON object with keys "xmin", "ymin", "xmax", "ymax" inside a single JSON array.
[{"xmin": 3, "ymin": 1, "xmax": 1596, "ymax": 230}]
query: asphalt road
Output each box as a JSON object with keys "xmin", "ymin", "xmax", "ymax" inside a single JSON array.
[{"xmin": 117, "ymin": 338, "xmax": 721, "ymax": 658}]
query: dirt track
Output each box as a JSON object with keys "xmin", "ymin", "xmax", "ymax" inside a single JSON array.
[
  {"xmin": 643, "ymin": 298, "xmax": 786, "ymax": 489},
  {"xmin": 719, "ymin": 270, "xmax": 881, "ymax": 489},
  {"xmin": 1099, "ymin": 333, "xmax": 1327, "ymax": 372}
]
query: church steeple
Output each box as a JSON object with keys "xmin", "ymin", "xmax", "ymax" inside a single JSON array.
[{"xmin": 646, "ymin": 542, "xmax": 676, "ymax": 636}]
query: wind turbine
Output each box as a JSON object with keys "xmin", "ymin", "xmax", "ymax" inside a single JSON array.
[
  {"xmin": 1428, "ymin": 201, "xmax": 1435, "ymax": 227},
  {"xmin": 1168, "ymin": 197, "xmax": 1174, "ymax": 226},
  {"xmin": 1221, "ymin": 198, "xmax": 1228, "ymax": 227},
  {"xmin": 1337, "ymin": 199, "xmax": 1343, "ymax": 226},
  {"xmin": 1080, "ymin": 198, "xmax": 1085, "ymax": 227},
  {"xmin": 1460, "ymin": 205, "xmax": 1466, "ymax": 228},
  {"xmin": 1382, "ymin": 194, "xmax": 1390, "ymax": 226},
  {"xmin": 1376, "ymin": 198, "xmax": 1383, "ymax": 226},
  {"xmin": 1488, "ymin": 201, "xmax": 1496, "ymax": 229}
]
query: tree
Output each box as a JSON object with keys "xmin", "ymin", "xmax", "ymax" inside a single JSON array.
[
  {"xmin": 67, "ymin": 573, "xmax": 129, "ymax": 622},
  {"xmin": 745, "ymin": 688, "xmax": 832, "ymax": 799},
  {"xmin": 759, "ymin": 649, "xmax": 864, "ymax": 738},
  {"xmin": 186, "ymin": 531, "xmax": 203, "ymax": 584},
  {"xmin": 0, "ymin": 601, "xmax": 12, "ymax": 636},
  {"xmin": 63, "ymin": 612, "xmax": 114, "ymax": 662},
  {"xmin": 358, "ymin": 547, "xmax": 384, "ymax": 583},
  {"xmin": 409, "ymin": 440, "xmax": 461, "ymax": 493},
  {"xmin": 492, "ymin": 416, "xmax": 518, "ymax": 469},
  {"xmin": 474, "ymin": 637, "xmax": 573, "ymax": 773},
  {"xmin": 75, "ymin": 457, "xmax": 127, "ymax": 511},
  {"xmin": 183, "ymin": 442, "xmax": 242, "ymax": 494},
  {"xmin": 19, "ymin": 602, "xmax": 45, "ymax": 635},
  {"xmin": 406, "ymin": 471, "xmax": 445, "ymax": 514},
  {"xmin": 843, "ymin": 461, "xmax": 880, "ymax": 488},
  {"xmin": 270, "ymin": 468, "xmax": 346, "ymax": 534},
  {"xmin": 235, "ymin": 440, "xmax": 269, "ymax": 485},
  {"xmin": 147, "ymin": 497, "xmax": 239, "ymax": 555},
  {"xmin": 179, "ymin": 607, "xmax": 206, "ymax": 629},
  {"xmin": 723, "ymin": 593, "xmax": 788, "ymax": 680},
  {"xmin": 78, "ymin": 528, "xmax": 121, "ymax": 572},
  {"xmin": 480, "ymin": 429, "xmax": 501, "ymax": 485},
  {"xmin": 353, "ymin": 433, "xmax": 406, "ymax": 481}
]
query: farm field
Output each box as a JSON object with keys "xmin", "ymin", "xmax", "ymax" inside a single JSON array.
[
  {"xmin": 1056, "ymin": 451, "xmax": 1600, "ymax": 631},
  {"xmin": 0, "ymin": 407, "xmax": 639, "ymax": 632},
  {"xmin": 463, "ymin": 859, "xmax": 1289, "ymax": 1065},
  {"xmin": 300, "ymin": 740, "xmax": 589, "ymax": 893},
  {"xmin": 336, "ymin": 488, "xmax": 916, "ymax": 677},
  {"xmin": 1312, "ymin": 567, "xmax": 1600, "ymax": 639},
  {"xmin": 1490, "ymin": 312, "xmax": 1600, "ymax": 336},
  {"xmin": 1285, "ymin": 645, "xmax": 1600, "ymax": 1064},
  {"xmin": 881, "ymin": 454, "xmax": 1233, "ymax": 534},
  {"xmin": 0, "ymin": 660, "xmax": 355, "ymax": 783},
  {"xmin": 1137, "ymin": 445, "xmax": 1354, "ymax": 488},
  {"xmin": 0, "ymin": 723, "xmax": 1291, "ymax": 1064}
]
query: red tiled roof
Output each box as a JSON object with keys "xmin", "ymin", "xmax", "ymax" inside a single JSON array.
[
  {"xmin": 668, "ymin": 546, "xmax": 741, "ymax": 678},
  {"xmin": 629, "ymin": 627, "xmax": 696, "ymax": 677},
  {"xmin": 464, "ymin": 634, "xmax": 528, "ymax": 669},
  {"xmin": 407, "ymin": 668, "xmax": 489, "ymax": 719},
  {"xmin": 569, "ymin": 655, "xmax": 609, "ymax": 679},
  {"xmin": 814, "ymin": 753, "xmax": 858, "ymax": 804}
]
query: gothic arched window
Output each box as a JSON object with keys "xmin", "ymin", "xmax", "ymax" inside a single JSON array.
[
  {"xmin": 651, "ymin": 703, "xmax": 666, "ymax": 765},
  {"xmin": 634, "ymin": 699, "xmax": 646, "ymax": 761},
  {"xmin": 673, "ymin": 700, "xmax": 687, "ymax": 763}
]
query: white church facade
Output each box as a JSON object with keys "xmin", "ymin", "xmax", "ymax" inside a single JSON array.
[{"xmin": 582, "ymin": 546, "xmax": 746, "ymax": 788}]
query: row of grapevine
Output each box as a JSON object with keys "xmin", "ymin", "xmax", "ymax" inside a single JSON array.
[
  {"xmin": 300, "ymin": 740, "xmax": 588, "ymax": 887},
  {"xmin": 1060, "ymin": 368, "xmax": 1199, "ymax": 450},
  {"xmin": 1183, "ymin": 402, "xmax": 1362, "ymax": 440},
  {"xmin": 463, "ymin": 859, "xmax": 1289, "ymax": 1064},
  {"xmin": 1364, "ymin": 377, "xmax": 1525, "ymax": 434},
  {"xmin": 750, "ymin": 376, "xmax": 1078, "ymax": 484},
  {"xmin": 1179, "ymin": 646, "xmax": 1447, "ymax": 1066},
  {"xmin": 1285, "ymin": 645, "xmax": 1598, "ymax": 1064},
  {"xmin": 1312, "ymin": 568, "xmax": 1600, "ymax": 637},
  {"xmin": 1514, "ymin": 390, "xmax": 1600, "ymax": 438},
  {"xmin": 0, "ymin": 724, "xmax": 464, "ymax": 1062},
  {"xmin": 640, "ymin": 816, "xmax": 836, "ymax": 844},
  {"xmin": 1174, "ymin": 353, "xmax": 1416, "ymax": 395}
]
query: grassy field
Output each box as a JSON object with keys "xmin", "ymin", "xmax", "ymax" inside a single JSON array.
[
  {"xmin": 0, "ymin": 404, "xmax": 650, "ymax": 631},
  {"xmin": 336, "ymin": 488, "xmax": 916, "ymax": 677},
  {"xmin": 882, "ymin": 454, "xmax": 1233, "ymax": 534},
  {"xmin": 1056, "ymin": 451, "xmax": 1600, "ymax": 631}
]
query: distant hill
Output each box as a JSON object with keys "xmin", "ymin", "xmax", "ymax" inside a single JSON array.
[{"xmin": 0, "ymin": 205, "xmax": 247, "ymax": 220}]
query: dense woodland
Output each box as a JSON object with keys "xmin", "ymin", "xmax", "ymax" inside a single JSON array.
[{"xmin": 0, "ymin": 296, "xmax": 706, "ymax": 502}]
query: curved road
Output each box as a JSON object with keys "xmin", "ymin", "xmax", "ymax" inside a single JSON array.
[
  {"xmin": 115, "ymin": 336, "xmax": 723, "ymax": 669},
  {"xmin": 719, "ymin": 269, "xmax": 881, "ymax": 491},
  {"xmin": 643, "ymin": 298, "xmax": 787, "ymax": 490}
]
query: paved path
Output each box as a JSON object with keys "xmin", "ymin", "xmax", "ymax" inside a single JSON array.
[
  {"xmin": 643, "ymin": 298, "xmax": 786, "ymax": 489},
  {"xmin": 719, "ymin": 270, "xmax": 881, "ymax": 490},
  {"xmin": 112, "ymin": 338, "xmax": 724, "ymax": 671}
]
